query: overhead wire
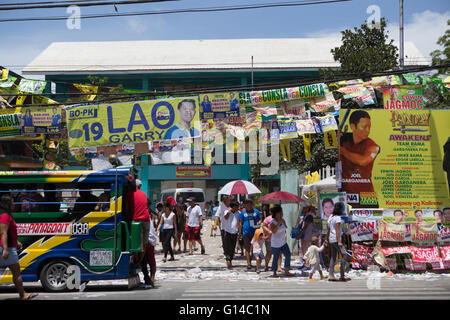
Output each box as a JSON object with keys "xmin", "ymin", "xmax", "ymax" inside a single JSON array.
[
  {"xmin": 0, "ymin": 0, "xmax": 178, "ymax": 11},
  {"xmin": 0, "ymin": 0, "xmax": 351, "ymax": 22}
]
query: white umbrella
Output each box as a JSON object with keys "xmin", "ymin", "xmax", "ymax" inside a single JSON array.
[{"xmin": 218, "ymin": 180, "xmax": 261, "ymax": 195}]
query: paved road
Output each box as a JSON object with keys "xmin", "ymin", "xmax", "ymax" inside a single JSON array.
[{"xmin": 1, "ymin": 220, "xmax": 450, "ymax": 301}]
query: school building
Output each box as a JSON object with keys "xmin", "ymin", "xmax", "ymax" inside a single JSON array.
[{"xmin": 22, "ymin": 38, "xmax": 425, "ymax": 204}]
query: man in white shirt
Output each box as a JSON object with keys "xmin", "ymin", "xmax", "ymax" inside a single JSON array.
[
  {"xmin": 214, "ymin": 195, "xmax": 231, "ymax": 240},
  {"xmin": 186, "ymin": 197, "xmax": 206, "ymax": 255},
  {"xmin": 220, "ymin": 202, "xmax": 240, "ymax": 269}
]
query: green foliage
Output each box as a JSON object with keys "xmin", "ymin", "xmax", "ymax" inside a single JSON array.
[
  {"xmin": 321, "ymin": 18, "xmax": 398, "ymax": 79},
  {"xmin": 430, "ymin": 19, "xmax": 450, "ymax": 74}
]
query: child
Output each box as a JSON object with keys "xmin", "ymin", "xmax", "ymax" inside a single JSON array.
[
  {"xmin": 303, "ymin": 236, "xmax": 327, "ymax": 281},
  {"xmin": 251, "ymin": 229, "xmax": 266, "ymax": 273}
]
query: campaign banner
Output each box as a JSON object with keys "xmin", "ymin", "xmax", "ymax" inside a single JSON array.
[
  {"xmin": 176, "ymin": 166, "xmax": 211, "ymax": 178},
  {"xmin": 440, "ymin": 245, "xmax": 450, "ymax": 261},
  {"xmin": 0, "ymin": 75, "xmax": 17, "ymax": 88},
  {"xmin": 411, "ymin": 222, "xmax": 438, "ymax": 243},
  {"xmin": 0, "ymin": 112, "xmax": 21, "ymax": 137},
  {"xmin": 67, "ymin": 97, "xmax": 200, "ymax": 149},
  {"xmin": 351, "ymin": 243, "xmax": 373, "ymax": 269},
  {"xmin": 278, "ymin": 119, "xmax": 298, "ymax": 140},
  {"xmin": 319, "ymin": 192, "xmax": 347, "ymax": 220},
  {"xmin": 378, "ymin": 222, "xmax": 410, "ymax": 241},
  {"xmin": 317, "ymin": 115, "xmax": 338, "ymax": 132},
  {"xmin": 410, "ymin": 245, "xmax": 441, "ymax": 262},
  {"xmin": 239, "ymin": 84, "xmax": 326, "ymax": 106},
  {"xmin": 438, "ymin": 225, "xmax": 450, "ymax": 242},
  {"xmin": 239, "ymin": 87, "xmax": 302, "ymax": 106},
  {"xmin": 21, "ymin": 106, "xmax": 62, "ymax": 134},
  {"xmin": 296, "ymin": 119, "xmax": 316, "ymax": 135},
  {"xmin": 324, "ymin": 130, "xmax": 338, "ymax": 149},
  {"xmin": 308, "ymin": 92, "xmax": 338, "ymax": 112},
  {"xmin": 199, "ymin": 92, "xmax": 240, "ymax": 120},
  {"xmin": 350, "ymin": 209, "xmax": 383, "ymax": 221},
  {"xmin": 17, "ymin": 79, "xmax": 46, "ymax": 94},
  {"xmin": 279, "ymin": 100, "xmax": 306, "ymax": 117},
  {"xmin": 349, "ymin": 221, "xmax": 377, "ymax": 241},
  {"xmin": 382, "ymin": 85, "xmax": 423, "ymax": 110},
  {"xmin": 381, "ymin": 246, "xmax": 411, "ymax": 256},
  {"xmin": 339, "ymin": 109, "xmax": 450, "ymax": 209}
]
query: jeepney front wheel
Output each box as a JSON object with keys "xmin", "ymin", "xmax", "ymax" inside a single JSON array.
[{"xmin": 40, "ymin": 260, "xmax": 72, "ymax": 292}]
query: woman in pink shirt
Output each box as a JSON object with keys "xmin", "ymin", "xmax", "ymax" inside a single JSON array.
[{"xmin": 0, "ymin": 194, "xmax": 38, "ymax": 299}]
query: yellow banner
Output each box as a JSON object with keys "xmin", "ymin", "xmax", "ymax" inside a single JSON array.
[
  {"xmin": 339, "ymin": 109, "xmax": 450, "ymax": 209},
  {"xmin": 324, "ymin": 130, "xmax": 337, "ymax": 149},
  {"xmin": 303, "ymin": 133, "xmax": 311, "ymax": 159},
  {"xmin": 67, "ymin": 97, "xmax": 200, "ymax": 149}
]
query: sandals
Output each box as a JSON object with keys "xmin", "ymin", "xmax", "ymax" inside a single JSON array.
[
  {"xmin": 23, "ymin": 293, "xmax": 38, "ymax": 300},
  {"xmin": 339, "ymin": 277, "xmax": 351, "ymax": 282}
]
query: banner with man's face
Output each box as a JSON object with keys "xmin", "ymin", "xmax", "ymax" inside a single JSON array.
[
  {"xmin": 67, "ymin": 97, "xmax": 200, "ymax": 149},
  {"xmin": 339, "ymin": 109, "xmax": 450, "ymax": 209}
]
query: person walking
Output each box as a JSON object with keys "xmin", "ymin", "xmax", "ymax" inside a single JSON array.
[
  {"xmin": 239, "ymin": 199, "xmax": 263, "ymax": 270},
  {"xmin": 186, "ymin": 198, "xmax": 206, "ymax": 255},
  {"xmin": 269, "ymin": 206, "xmax": 293, "ymax": 277},
  {"xmin": 220, "ymin": 202, "xmax": 240, "ymax": 269},
  {"xmin": 126, "ymin": 179, "xmax": 151, "ymax": 265},
  {"xmin": 296, "ymin": 210, "xmax": 314, "ymax": 268},
  {"xmin": 303, "ymin": 236, "xmax": 328, "ymax": 281},
  {"xmin": 326, "ymin": 202, "xmax": 351, "ymax": 282},
  {"xmin": 251, "ymin": 228, "xmax": 266, "ymax": 274},
  {"xmin": 141, "ymin": 213, "xmax": 157, "ymax": 288},
  {"xmin": 262, "ymin": 208, "xmax": 281, "ymax": 272},
  {"xmin": 157, "ymin": 203, "xmax": 177, "ymax": 262},
  {"xmin": 214, "ymin": 196, "xmax": 231, "ymax": 242},
  {"xmin": 210, "ymin": 201, "xmax": 219, "ymax": 237},
  {"xmin": 0, "ymin": 194, "xmax": 38, "ymax": 300},
  {"xmin": 174, "ymin": 203, "xmax": 186, "ymax": 253}
]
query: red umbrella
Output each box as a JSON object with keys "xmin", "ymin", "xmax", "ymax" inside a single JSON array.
[{"xmin": 258, "ymin": 191, "xmax": 304, "ymax": 204}]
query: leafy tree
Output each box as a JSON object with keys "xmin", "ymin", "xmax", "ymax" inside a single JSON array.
[
  {"xmin": 328, "ymin": 18, "xmax": 399, "ymax": 76},
  {"xmin": 425, "ymin": 19, "xmax": 450, "ymax": 108},
  {"xmin": 430, "ymin": 19, "xmax": 450, "ymax": 74}
]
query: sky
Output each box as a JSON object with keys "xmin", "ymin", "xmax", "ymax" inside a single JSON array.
[{"xmin": 0, "ymin": 0, "xmax": 449, "ymax": 78}]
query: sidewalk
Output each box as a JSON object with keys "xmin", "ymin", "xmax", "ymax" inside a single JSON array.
[{"xmin": 152, "ymin": 219, "xmax": 310, "ymax": 282}]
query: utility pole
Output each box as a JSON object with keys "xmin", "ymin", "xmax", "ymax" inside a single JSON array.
[
  {"xmin": 251, "ymin": 55, "xmax": 254, "ymax": 88},
  {"xmin": 399, "ymin": 0, "xmax": 404, "ymax": 68}
]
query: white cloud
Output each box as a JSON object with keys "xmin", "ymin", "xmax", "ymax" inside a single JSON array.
[
  {"xmin": 125, "ymin": 16, "xmax": 168, "ymax": 37},
  {"xmin": 305, "ymin": 10, "xmax": 450, "ymax": 64},
  {"xmin": 386, "ymin": 10, "xmax": 450, "ymax": 61}
]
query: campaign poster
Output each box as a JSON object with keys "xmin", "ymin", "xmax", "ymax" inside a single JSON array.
[
  {"xmin": 378, "ymin": 222, "xmax": 411, "ymax": 241},
  {"xmin": 339, "ymin": 109, "xmax": 450, "ymax": 209},
  {"xmin": 382, "ymin": 85, "xmax": 423, "ymax": 111},
  {"xmin": 319, "ymin": 192, "xmax": 347, "ymax": 221},
  {"xmin": 67, "ymin": 97, "xmax": 200, "ymax": 149},
  {"xmin": 410, "ymin": 245, "xmax": 441, "ymax": 263},
  {"xmin": 278, "ymin": 119, "xmax": 298, "ymax": 140},
  {"xmin": 239, "ymin": 86, "xmax": 303, "ymax": 106},
  {"xmin": 349, "ymin": 221, "xmax": 377, "ymax": 241},
  {"xmin": 350, "ymin": 209, "xmax": 383, "ymax": 221},
  {"xmin": 411, "ymin": 222, "xmax": 438, "ymax": 243},
  {"xmin": 0, "ymin": 111, "xmax": 21, "ymax": 137},
  {"xmin": 199, "ymin": 92, "xmax": 240, "ymax": 120},
  {"xmin": 17, "ymin": 79, "xmax": 46, "ymax": 94},
  {"xmin": 21, "ymin": 106, "xmax": 62, "ymax": 134}
]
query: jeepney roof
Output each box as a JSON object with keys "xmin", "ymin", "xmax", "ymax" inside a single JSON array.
[{"xmin": 0, "ymin": 166, "xmax": 132, "ymax": 184}]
